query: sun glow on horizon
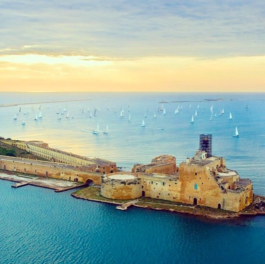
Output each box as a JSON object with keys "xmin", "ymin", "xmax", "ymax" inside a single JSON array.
[{"xmin": 0, "ymin": 54, "xmax": 264, "ymax": 92}]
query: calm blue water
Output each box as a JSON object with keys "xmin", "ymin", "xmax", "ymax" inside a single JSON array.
[{"xmin": 0, "ymin": 93, "xmax": 265, "ymax": 263}]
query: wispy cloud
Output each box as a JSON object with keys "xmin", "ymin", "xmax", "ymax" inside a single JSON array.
[{"xmin": 0, "ymin": 0, "xmax": 264, "ymax": 58}]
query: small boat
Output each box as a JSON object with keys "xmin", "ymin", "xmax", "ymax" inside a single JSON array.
[
  {"xmin": 144, "ymin": 112, "xmax": 147, "ymax": 118},
  {"xmin": 103, "ymin": 125, "xmax": 109, "ymax": 134},
  {"xmin": 34, "ymin": 114, "xmax": 38, "ymax": 121},
  {"xmin": 153, "ymin": 112, "xmax": 157, "ymax": 118},
  {"xmin": 221, "ymin": 109, "xmax": 224, "ymax": 115},
  {"xmin": 194, "ymin": 110, "xmax": 197, "ymax": 116},
  {"xmin": 163, "ymin": 108, "xmax": 166, "ymax": 115},
  {"xmin": 120, "ymin": 109, "xmax": 124, "ymax": 118},
  {"xmin": 141, "ymin": 120, "xmax": 145, "ymax": 127},
  {"xmin": 229, "ymin": 112, "xmax": 232, "ymax": 120},
  {"xmin": 190, "ymin": 115, "xmax": 194, "ymax": 123},
  {"xmin": 93, "ymin": 123, "xmax": 100, "ymax": 134},
  {"xmin": 174, "ymin": 109, "xmax": 179, "ymax": 114},
  {"xmin": 21, "ymin": 120, "xmax": 25, "ymax": 126},
  {"xmin": 38, "ymin": 111, "xmax": 42, "ymax": 118},
  {"xmin": 13, "ymin": 114, "xmax": 17, "ymax": 120},
  {"xmin": 66, "ymin": 112, "xmax": 70, "ymax": 118},
  {"xmin": 233, "ymin": 127, "xmax": 239, "ymax": 138}
]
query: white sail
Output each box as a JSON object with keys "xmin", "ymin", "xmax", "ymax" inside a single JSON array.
[
  {"xmin": 175, "ymin": 109, "xmax": 179, "ymax": 114},
  {"xmin": 233, "ymin": 127, "xmax": 239, "ymax": 137},
  {"xmin": 120, "ymin": 109, "xmax": 124, "ymax": 117},
  {"xmin": 13, "ymin": 114, "xmax": 17, "ymax": 120},
  {"xmin": 38, "ymin": 111, "xmax": 42, "ymax": 118},
  {"xmin": 163, "ymin": 108, "xmax": 166, "ymax": 115},
  {"xmin": 153, "ymin": 112, "xmax": 157, "ymax": 118},
  {"xmin": 221, "ymin": 109, "xmax": 224, "ymax": 114},
  {"xmin": 229, "ymin": 112, "xmax": 232, "ymax": 120},
  {"xmin": 190, "ymin": 115, "xmax": 194, "ymax": 123},
  {"xmin": 194, "ymin": 110, "xmax": 197, "ymax": 116},
  {"xmin": 141, "ymin": 119, "xmax": 145, "ymax": 127},
  {"xmin": 66, "ymin": 112, "xmax": 70, "ymax": 118}
]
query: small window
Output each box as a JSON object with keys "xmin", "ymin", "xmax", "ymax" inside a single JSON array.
[
  {"xmin": 163, "ymin": 182, "xmax": 165, "ymax": 186},
  {"xmin": 194, "ymin": 183, "xmax": 198, "ymax": 190},
  {"xmin": 195, "ymin": 172, "xmax": 197, "ymax": 175}
]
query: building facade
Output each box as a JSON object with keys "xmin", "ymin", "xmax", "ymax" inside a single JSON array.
[{"xmin": 101, "ymin": 151, "xmax": 253, "ymax": 212}]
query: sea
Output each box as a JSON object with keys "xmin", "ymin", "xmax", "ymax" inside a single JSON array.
[{"xmin": 0, "ymin": 92, "xmax": 265, "ymax": 264}]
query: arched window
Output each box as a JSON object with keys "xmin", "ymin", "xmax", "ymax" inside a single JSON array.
[{"xmin": 194, "ymin": 183, "xmax": 198, "ymax": 190}]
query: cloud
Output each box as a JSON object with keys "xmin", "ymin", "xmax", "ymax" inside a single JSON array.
[{"xmin": 0, "ymin": 0, "xmax": 265, "ymax": 58}]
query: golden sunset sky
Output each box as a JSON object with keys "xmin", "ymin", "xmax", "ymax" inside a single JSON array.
[{"xmin": 0, "ymin": 1, "xmax": 264, "ymax": 92}]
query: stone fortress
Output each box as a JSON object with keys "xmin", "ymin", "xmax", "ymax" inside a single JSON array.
[
  {"xmin": 0, "ymin": 135, "xmax": 253, "ymax": 212},
  {"xmin": 101, "ymin": 135, "xmax": 253, "ymax": 212}
]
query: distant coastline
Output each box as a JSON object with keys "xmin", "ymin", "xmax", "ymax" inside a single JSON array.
[{"xmin": 0, "ymin": 99, "xmax": 91, "ymax": 108}]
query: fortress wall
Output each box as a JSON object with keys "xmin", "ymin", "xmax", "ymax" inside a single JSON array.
[
  {"xmin": 0, "ymin": 157, "xmax": 102, "ymax": 185},
  {"xmin": 145, "ymin": 163, "xmax": 177, "ymax": 174},
  {"xmin": 179, "ymin": 162, "xmax": 225, "ymax": 209},
  {"xmin": 15, "ymin": 142, "xmax": 117, "ymax": 174},
  {"xmin": 140, "ymin": 175, "xmax": 180, "ymax": 202},
  {"xmin": 101, "ymin": 181, "xmax": 142, "ymax": 200}
]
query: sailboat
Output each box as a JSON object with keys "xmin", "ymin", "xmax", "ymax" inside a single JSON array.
[
  {"xmin": 194, "ymin": 110, "xmax": 197, "ymax": 116},
  {"xmin": 21, "ymin": 120, "xmax": 25, "ymax": 126},
  {"xmin": 38, "ymin": 111, "xmax": 42, "ymax": 118},
  {"xmin": 13, "ymin": 114, "xmax": 17, "ymax": 120},
  {"xmin": 141, "ymin": 120, "xmax": 145, "ymax": 127},
  {"xmin": 153, "ymin": 112, "xmax": 157, "ymax": 118},
  {"xmin": 34, "ymin": 114, "xmax": 38, "ymax": 121},
  {"xmin": 144, "ymin": 112, "xmax": 147, "ymax": 118},
  {"xmin": 120, "ymin": 109, "xmax": 124, "ymax": 118},
  {"xmin": 66, "ymin": 112, "xmax": 70, "ymax": 118},
  {"xmin": 174, "ymin": 108, "xmax": 179, "ymax": 114},
  {"xmin": 190, "ymin": 115, "xmax": 194, "ymax": 123},
  {"xmin": 229, "ymin": 112, "xmax": 232, "ymax": 120},
  {"xmin": 93, "ymin": 123, "xmax": 100, "ymax": 134},
  {"xmin": 103, "ymin": 125, "xmax": 109, "ymax": 134},
  {"xmin": 163, "ymin": 108, "xmax": 166, "ymax": 115},
  {"xmin": 233, "ymin": 127, "xmax": 239, "ymax": 138},
  {"xmin": 221, "ymin": 109, "xmax": 225, "ymax": 115}
]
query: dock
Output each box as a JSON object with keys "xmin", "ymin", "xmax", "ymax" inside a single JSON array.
[
  {"xmin": 12, "ymin": 182, "xmax": 29, "ymax": 188},
  {"xmin": 116, "ymin": 200, "xmax": 138, "ymax": 211}
]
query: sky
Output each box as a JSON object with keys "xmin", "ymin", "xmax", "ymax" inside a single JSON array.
[{"xmin": 0, "ymin": 0, "xmax": 264, "ymax": 92}]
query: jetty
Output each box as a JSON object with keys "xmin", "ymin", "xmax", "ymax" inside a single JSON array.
[{"xmin": 116, "ymin": 200, "xmax": 138, "ymax": 211}]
